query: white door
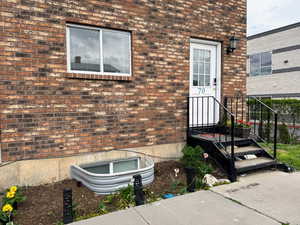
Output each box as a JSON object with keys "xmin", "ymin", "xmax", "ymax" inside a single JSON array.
[{"xmin": 189, "ymin": 40, "xmax": 221, "ymax": 127}]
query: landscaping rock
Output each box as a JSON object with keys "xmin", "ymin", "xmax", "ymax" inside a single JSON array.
[{"xmin": 202, "ymin": 174, "xmax": 219, "ymax": 187}]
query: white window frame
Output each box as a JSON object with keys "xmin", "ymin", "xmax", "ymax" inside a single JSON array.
[
  {"xmin": 66, "ymin": 23, "xmax": 132, "ymax": 77},
  {"xmin": 249, "ymin": 51, "xmax": 272, "ymax": 76}
]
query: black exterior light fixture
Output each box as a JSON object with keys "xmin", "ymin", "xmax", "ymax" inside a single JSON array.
[{"xmin": 227, "ymin": 35, "xmax": 239, "ymax": 54}]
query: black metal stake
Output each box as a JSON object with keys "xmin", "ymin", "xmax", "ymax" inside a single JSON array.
[
  {"xmin": 63, "ymin": 188, "xmax": 73, "ymax": 224},
  {"xmin": 133, "ymin": 174, "xmax": 145, "ymax": 206}
]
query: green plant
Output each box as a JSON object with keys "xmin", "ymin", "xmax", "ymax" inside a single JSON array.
[
  {"xmin": 180, "ymin": 145, "xmax": 213, "ymax": 177},
  {"xmin": 117, "ymin": 185, "xmax": 135, "ymax": 209},
  {"xmin": 144, "ymin": 189, "xmax": 160, "ymax": 203},
  {"xmin": 97, "ymin": 202, "xmax": 108, "ymax": 215},
  {"xmin": 0, "ymin": 204, "xmax": 13, "ymax": 225},
  {"xmin": 181, "ymin": 145, "xmax": 204, "ymax": 168},
  {"xmin": 278, "ymin": 123, "xmax": 291, "ymax": 144},
  {"xmin": 71, "ymin": 203, "xmax": 78, "ymax": 218},
  {"xmin": 55, "ymin": 222, "xmax": 64, "ymax": 225},
  {"xmin": 2, "ymin": 186, "xmax": 26, "ymax": 207},
  {"xmin": 103, "ymin": 185, "xmax": 135, "ymax": 210}
]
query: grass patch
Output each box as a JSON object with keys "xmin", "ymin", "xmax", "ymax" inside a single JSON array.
[{"xmin": 263, "ymin": 143, "xmax": 300, "ymax": 170}]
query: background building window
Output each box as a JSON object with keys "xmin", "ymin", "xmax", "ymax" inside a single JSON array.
[
  {"xmin": 250, "ymin": 52, "xmax": 272, "ymax": 76},
  {"xmin": 67, "ymin": 24, "xmax": 132, "ymax": 76}
]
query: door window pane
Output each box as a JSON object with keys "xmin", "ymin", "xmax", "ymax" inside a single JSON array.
[
  {"xmin": 204, "ymin": 50, "xmax": 211, "ymax": 62},
  {"xmin": 205, "ymin": 76, "xmax": 210, "ymax": 86},
  {"xmin": 193, "ymin": 49, "xmax": 200, "ymax": 61},
  {"xmin": 70, "ymin": 27, "xmax": 100, "ymax": 72},
  {"xmin": 193, "ymin": 75, "xmax": 198, "ymax": 86},
  {"xmin": 199, "ymin": 75, "xmax": 205, "ymax": 86},
  {"xmin": 193, "ymin": 63, "xmax": 199, "ymax": 74},
  {"xmin": 204, "ymin": 63, "xmax": 210, "ymax": 75},
  {"xmin": 199, "ymin": 62, "xmax": 204, "ymax": 74},
  {"xmin": 103, "ymin": 30, "xmax": 131, "ymax": 74}
]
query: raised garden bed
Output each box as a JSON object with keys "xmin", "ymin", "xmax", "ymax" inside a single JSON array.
[{"xmin": 11, "ymin": 160, "xmax": 225, "ymax": 225}]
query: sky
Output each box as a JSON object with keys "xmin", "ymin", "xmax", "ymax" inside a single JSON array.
[{"xmin": 247, "ymin": 0, "xmax": 300, "ymax": 36}]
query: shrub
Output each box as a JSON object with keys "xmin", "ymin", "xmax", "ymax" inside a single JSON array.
[
  {"xmin": 180, "ymin": 145, "xmax": 212, "ymax": 177},
  {"xmin": 278, "ymin": 124, "xmax": 291, "ymax": 144}
]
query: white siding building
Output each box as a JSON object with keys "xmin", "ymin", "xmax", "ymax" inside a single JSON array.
[{"xmin": 247, "ymin": 22, "xmax": 300, "ymax": 97}]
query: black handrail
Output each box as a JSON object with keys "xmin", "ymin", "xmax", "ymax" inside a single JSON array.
[
  {"xmin": 225, "ymin": 95, "xmax": 278, "ymax": 160},
  {"xmin": 187, "ymin": 96, "xmax": 237, "ymax": 182}
]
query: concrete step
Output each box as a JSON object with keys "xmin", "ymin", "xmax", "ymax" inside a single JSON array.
[
  {"xmin": 235, "ymin": 157, "xmax": 276, "ymax": 174},
  {"xmin": 234, "ymin": 145, "xmax": 263, "ymax": 156}
]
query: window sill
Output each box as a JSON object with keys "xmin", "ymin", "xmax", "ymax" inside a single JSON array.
[{"xmin": 64, "ymin": 72, "xmax": 132, "ymax": 81}]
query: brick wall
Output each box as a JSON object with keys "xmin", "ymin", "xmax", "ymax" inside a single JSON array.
[{"xmin": 0, "ymin": 0, "xmax": 247, "ymax": 162}]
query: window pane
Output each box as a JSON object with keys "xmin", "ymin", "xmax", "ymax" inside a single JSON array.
[
  {"xmin": 261, "ymin": 66, "xmax": 272, "ymax": 75},
  {"xmin": 193, "ymin": 63, "xmax": 199, "ymax": 74},
  {"xmin": 193, "ymin": 49, "xmax": 200, "ymax": 61},
  {"xmin": 204, "ymin": 50, "xmax": 211, "ymax": 62},
  {"xmin": 261, "ymin": 52, "xmax": 272, "ymax": 67},
  {"xmin": 113, "ymin": 159, "xmax": 138, "ymax": 173},
  {"xmin": 103, "ymin": 30, "xmax": 131, "ymax": 74},
  {"xmin": 70, "ymin": 27, "xmax": 100, "ymax": 72},
  {"xmin": 193, "ymin": 75, "xmax": 198, "ymax": 86},
  {"xmin": 205, "ymin": 76, "xmax": 210, "ymax": 86},
  {"xmin": 199, "ymin": 75, "xmax": 204, "ymax": 86},
  {"xmin": 85, "ymin": 164, "xmax": 109, "ymax": 174},
  {"xmin": 199, "ymin": 62, "xmax": 204, "ymax": 74},
  {"xmin": 204, "ymin": 63, "xmax": 210, "ymax": 75},
  {"xmin": 250, "ymin": 54, "xmax": 260, "ymax": 76}
]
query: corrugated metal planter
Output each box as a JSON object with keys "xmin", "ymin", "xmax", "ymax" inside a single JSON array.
[{"xmin": 70, "ymin": 157, "xmax": 155, "ymax": 195}]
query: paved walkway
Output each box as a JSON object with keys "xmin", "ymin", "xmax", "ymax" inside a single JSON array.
[
  {"xmin": 72, "ymin": 171, "xmax": 300, "ymax": 225},
  {"xmin": 212, "ymin": 171, "xmax": 300, "ymax": 225}
]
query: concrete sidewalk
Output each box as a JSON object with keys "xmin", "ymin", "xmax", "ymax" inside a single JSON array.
[
  {"xmin": 72, "ymin": 190, "xmax": 278, "ymax": 225},
  {"xmin": 212, "ymin": 171, "xmax": 300, "ymax": 225},
  {"xmin": 72, "ymin": 171, "xmax": 300, "ymax": 225}
]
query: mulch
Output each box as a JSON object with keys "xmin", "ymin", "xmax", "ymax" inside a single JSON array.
[{"xmin": 13, "ymin": 160, "xmax": 225, "ymax": 225}]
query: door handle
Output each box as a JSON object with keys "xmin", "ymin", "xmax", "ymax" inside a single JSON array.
[{"xmin": 213, "ymin": 78, "xmax": 217, "ymax": 86}]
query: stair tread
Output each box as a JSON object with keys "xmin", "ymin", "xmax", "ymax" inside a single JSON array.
[
  {"xmin": 234, "ymin": 146, "xmax": 262, "ymax": 154},
  {"xmin": 235, "ymin": 157, "xmax": 275, "ymax": 170}
]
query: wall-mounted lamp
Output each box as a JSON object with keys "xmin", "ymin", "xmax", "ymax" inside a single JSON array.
[{"xmin": 227, "ymin": 36, "xmax": 239, "ymax": 54}]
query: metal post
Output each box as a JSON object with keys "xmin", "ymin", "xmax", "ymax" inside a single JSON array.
[
  {"xmin": 224, "ymin": 97, "xmax": 228, "ymax": 124},
  {"xmin": 259, "ymin": 103, "xmax": 263, "ymax": 137},
  {"xmin": 229, "ymin": 115, "xmax": 237, "ymax": 182},
  {"xmin": 63, "ymin": 189, "xmax": 73, "ymax": 224},
  {"xmin": 274, "ymin": 113, "xmax": 278, "ymax": 159},
  {"xmin": 187, "ymin": 97, "xmax": 190, "ymax": 140},
  {"xmin": 133, "ymin": 174, "xmax": 145, "ymax": 206}
]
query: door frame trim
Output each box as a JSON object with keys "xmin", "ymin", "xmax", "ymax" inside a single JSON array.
[{"xmin": 190, "ymin": 38, "xmax": 222, "ymax": 102}]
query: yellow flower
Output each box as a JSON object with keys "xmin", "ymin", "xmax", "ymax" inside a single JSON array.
[
  {"xmin": 2, "ymin": 204, "xmax": 13, "ymax": 212},
  {"xmin": 10, "ymin": 186, "xmax": 17, "ymax": 193},
  {"xmin": 6, "ymin": 191, "xmax": 15, "ymax": 199}
]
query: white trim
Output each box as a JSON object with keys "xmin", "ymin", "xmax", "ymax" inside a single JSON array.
[
  {"xmin": 66, "ymin": 23, "xmax": 132, "ymax": 77},
  {"xmin": 100, "ymin": 29, "xmax": 104, "ymax": 73},
  {"xmin": 190, "ymin": 38, "xmax": 221, "ymax": 47},
  {"xmin": 189, "ymin": 38, "xmax": 222, "ymax": 102}
]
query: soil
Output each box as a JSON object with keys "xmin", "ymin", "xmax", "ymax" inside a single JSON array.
[{"xmin": 13, "ymin": 160, "xmax": 225, "ymax": 225}]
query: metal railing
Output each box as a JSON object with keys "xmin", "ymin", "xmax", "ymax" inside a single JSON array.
[
  {"xmin": 187, "ymin": 96, "xmax": 237, "ymax": 181},
  {"xmin": 225, "ymin": 96, "xmax": 278, "ymax": 159}
]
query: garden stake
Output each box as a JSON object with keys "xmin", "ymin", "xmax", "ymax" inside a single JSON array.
[
  {"xmin": 133, "ymin": 174, "xmax": 145, "ymax": 206},
  {"xmin": 63, "ymin": 188, "xmax": 73, "ymax": 224}
]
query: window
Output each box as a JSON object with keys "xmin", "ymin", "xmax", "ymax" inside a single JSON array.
[
  {"xmin": 249, "ymin": 52, "xmax": 272, "ymax": 76},
  {"xmin": 193, "ymin": 49, "xmax": 211, "ymax": 86},
  {"xmin": 67, "ymin": 24, "xmax": 131, "ymax": 76},
  {"xmin": 84, "ymin": 158, "xmax": 139, "ymax": 174}
]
